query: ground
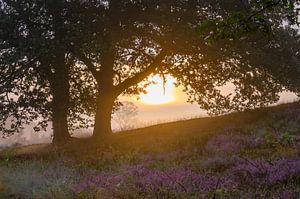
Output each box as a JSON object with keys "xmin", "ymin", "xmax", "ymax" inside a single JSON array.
[{"xmin": 0, "ymin": 102, "xmax": 299, "ymax": 199}]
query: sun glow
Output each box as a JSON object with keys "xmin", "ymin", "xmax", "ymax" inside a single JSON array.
[{"xmin": 139, "ymin": 74, "xmax": 176, "ymax": 105}]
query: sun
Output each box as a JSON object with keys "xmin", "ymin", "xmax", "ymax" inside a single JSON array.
[{"xmin": 139, "ymin": 74, "xmax": 176, "ymax": 105}]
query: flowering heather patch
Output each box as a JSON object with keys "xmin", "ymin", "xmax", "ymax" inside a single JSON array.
[
  {"xmin": 205, "ymin": 131, "xmax": 260, "ymax": 154},
  {"xmin": 273, "ymin": 189, "xmax": 299, "ymax": 199},
  {"xmin": 230, "ymin": 158, "xmax": 300, "ymax": 187},
  {"xmin": 126, "ymin": 165, "xmax": 230, "ymax": 194},
  {"xmin": 73, "ymin": 172, "xmax": 123, "ymax": 194},
  {"xmin": 43, "ymin": 163, "xmax": 71, "ymax": 179},
  {"xmin": 73, "ymin": 164, "xmax": 237, "ymax": 198},
  {"xmin": 71, "ymin": 156, "xmax": 300, "ymax": 198},
  {"xmin": 200, "ymin": 156, "xmax": 235, "ymax": 173}
]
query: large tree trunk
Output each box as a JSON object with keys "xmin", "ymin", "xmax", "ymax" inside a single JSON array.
[
  {"xmin": 50, "ymin": 57, "xmax": 71, "ymax": 146},
  {"xmin": 52, "ymin": 96, "xmax": 71, "ymax": 145},
  {"xmin": 93, "ymin": 94, "xmax": 115, "ymax": 139},
  {"xmin": 45, "ymin": 0, "xmax": 71, "ymax": 146},
  {"xmin": 51, "ymin": 73, "xmax": 71, "ymax": 145},
  {"xmin": 92, "ymin": 34, "xmax": 116, "ymax": 139}
]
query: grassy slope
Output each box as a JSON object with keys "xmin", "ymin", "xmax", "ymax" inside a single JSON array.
[
  {"xmin": 2, "ymin": 101, "xmax": 299, "ymax": 157},
  {"xmin": 0, "ymin": 102, "xmax": 299, "ymax": 198}
]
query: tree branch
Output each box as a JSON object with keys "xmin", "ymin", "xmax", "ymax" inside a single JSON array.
[
  {"xmin": 115, "ymin": 50, "xmax": 167, "ymax": 95},
  {"xmin": 68, "ymin": 45, "xmax": 100, "ymax": 80},
  {"xmin": 246, "ymin": 0, "xmax": 281, "ymax": 21}
]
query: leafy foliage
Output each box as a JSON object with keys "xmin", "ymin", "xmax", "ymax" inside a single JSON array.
[
  {"xmin": 0, "ymin": 0, "xmax": 97, "ymax": 138},
  {"xmin": 195, "ymin": 0, "xmax": 300, "ymax": 41}
]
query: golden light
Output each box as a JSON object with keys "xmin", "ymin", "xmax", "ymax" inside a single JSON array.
[{"xmin": 139, "ymin": 74, "xmax": 176, "ymax": 105}]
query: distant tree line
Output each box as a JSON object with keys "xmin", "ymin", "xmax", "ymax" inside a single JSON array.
[{"xmin": 0, "ymin": 0, "xmax": 299, "ymax": 145}]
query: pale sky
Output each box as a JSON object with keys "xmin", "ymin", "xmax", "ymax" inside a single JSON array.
[{"xmin": 117, "ymin": 75, "xmax": 299, "ymax": 130}]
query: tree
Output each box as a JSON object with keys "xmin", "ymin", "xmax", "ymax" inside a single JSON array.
[
  {"xmin": 0, "ymin": 0, "xmax": 97, "ymax": 145},
  {"xmin": 113, "ymin": 101, "xmax": 138, "ymax": 131},
  {"xmin": 69, "ymin": 0, "xmax": 300, "ymax": 138}
]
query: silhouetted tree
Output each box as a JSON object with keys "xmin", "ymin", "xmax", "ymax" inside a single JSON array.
[
  {"xmin": 0, "ymin": 0, "xmax": 97, "ymax": 145},
  {"xmin": 69, "ymin": 0, "xmax": 300, "ymax": 138}
]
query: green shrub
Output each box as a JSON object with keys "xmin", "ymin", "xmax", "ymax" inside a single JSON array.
[{"xmin": 280, "ymin": 131, "xmax": 297, "ymax": 146}]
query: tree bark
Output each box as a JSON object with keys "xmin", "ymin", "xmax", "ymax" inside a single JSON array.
[
  {"xmin": 48, "ymin": 1, "xmax": 71, "ymax": 146},
  {"xmin": 92, "ymin": 94, "xmax": 115, "ymax": 139},
  {"xmin": 51, "ymin": 70, "xmax": 71, "ymax": 145},
  {"xmin": 50, "ymin": 54, "xmax": 71, "ymax": 146},
  {"xmin": 52, "ymin": 100, "xmax": 71, "ymax": 146},
  {"xmin": 51, "ymin": 69, "xmax": 71, "ymax": 145},
  {"xmin": 92, "ymin": 49, "xmax": 116, "ymax": 138},
  {"xmin": 92, "ymin": 33, "xmax": 116, "ymax": 139}
]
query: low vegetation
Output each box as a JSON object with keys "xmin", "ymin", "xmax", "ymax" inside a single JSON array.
[{"xmin": 0, "ymin": 102, "xmax": 299, "ymax": 199}]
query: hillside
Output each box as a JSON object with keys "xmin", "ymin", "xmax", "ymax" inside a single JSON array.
[{"xmin": 0, "ymin": 102, "xmax": 299, "ymax": 198}]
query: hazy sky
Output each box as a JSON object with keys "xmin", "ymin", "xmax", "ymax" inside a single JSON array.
[{"xmin": 118, "ymin": 75, "xmax": 299, "ymax": 129}]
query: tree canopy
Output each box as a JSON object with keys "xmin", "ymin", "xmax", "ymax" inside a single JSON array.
[{"xmin": 0, "ymin": 0, "xmax": 96, "ymax": 144}]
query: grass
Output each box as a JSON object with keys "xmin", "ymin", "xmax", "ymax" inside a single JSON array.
[{"xmin": 0, "ymin": 102, "xmax": 299, "ymax": 198}]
